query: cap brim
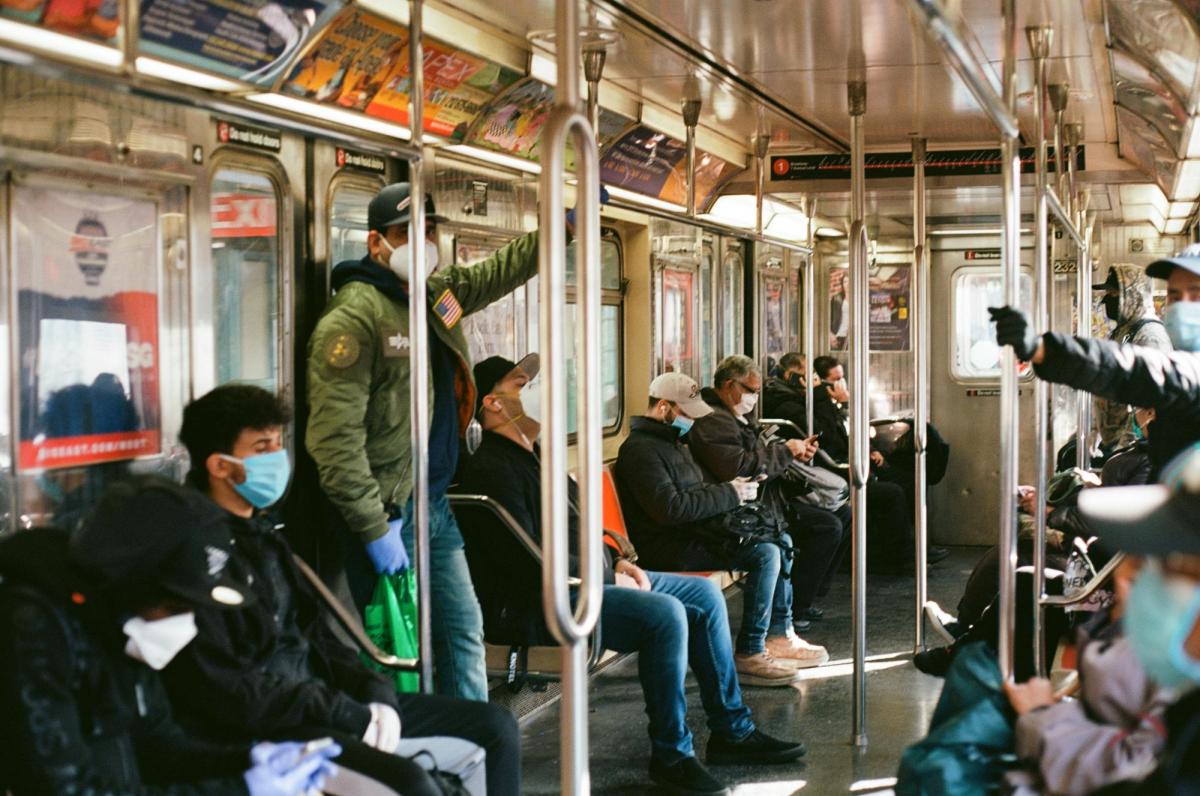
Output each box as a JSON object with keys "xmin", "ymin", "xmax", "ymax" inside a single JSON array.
[
  {"xmin": 1092, "ymin": 282, "xmax": 1113, "ymax": 291},
  {"xmin": 375, "ymin": 212, "xmax": 450, "ymax": 231},
  {"xmin": 1147, "ymin": 257, "xmax": 1200, "ymax": 280},
  {"xmin": 1077, "ymin": 486, "xmax": 1200, "ymax": 556},
  {"xmin": 675, "ymin": 396, "xmax": 714, "ymax": 418},
  {"xmin": 508, "ymin": 352, "xmax": 540, "ymax": 382}
]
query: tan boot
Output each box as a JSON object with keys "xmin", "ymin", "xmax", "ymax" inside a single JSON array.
[
  {"xmin": 734, "ymin": 651, "xmax": 801, "ymax": 687},
  {"xmin": 765, "ymin": 629, "xmax": 830, "ymax": 669}
]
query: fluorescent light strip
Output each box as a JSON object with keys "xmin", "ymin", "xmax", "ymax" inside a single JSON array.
[
  {"xmin": 0, "ymin": 17, "xmax": 122, "ymax": 68},
  {"xmin": 605, "ymin": 185, "xmax": 687, "ymax": 214},
  {"xmin": 136, "ymin": 57, "xmax": 244, "ymax": 92},
  {"xmin": 247, "ymin": 93, "xmax": 412, "ymax": 141},
  {"xmin": 929, "ymin": 227, "xmax": 1033, "ymax": 236},
  {"xmin": 442, "ymin": 144, "xmax": 542, "ymax": 174}
]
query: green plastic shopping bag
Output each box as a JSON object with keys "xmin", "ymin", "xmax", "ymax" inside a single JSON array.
[{"xmin": 362, "ymin": 570, "xmax": 420, "ymax": 693}]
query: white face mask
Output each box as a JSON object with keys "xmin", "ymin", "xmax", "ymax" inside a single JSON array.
[
  {"xmin": 734, "ymin": 391, "xmax": 759, "ymax": 417},
  {"xmin": 380, "ymin": 237, "xmax": 440, "ymax": 282},
  {"xmin": 122, "ymin": 613, "xmax": 198, "ymax": 670}
]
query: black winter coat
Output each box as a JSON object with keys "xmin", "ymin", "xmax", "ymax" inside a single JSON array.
[
  {"xmin": 1035, "ymin": 332, "xmax": 1200, "ymax": 475},
  {"xmin": 762, "ymin": 376, "xmax": 810, "ymax": 434},
  {"xmin": 613, "ymin": 416, "xmax": 740, "ymax": 568},
  {"xmin": 456, "ymin": 431, "xmax": 615, "ymax": 647},
  {"xmin": 812, "ymin": 384, "xmax": 850, "ymax": 463},
  {"xmin": 162, "ymin": 512, "xmax": 393, "ymax": 741},
  {"xmin": 0, "ymin": 530, "xmax": 250, "ymax": 795},
  {"xmin": 689, "ymin": 388, "xmax": 795, "ymax": 483}
]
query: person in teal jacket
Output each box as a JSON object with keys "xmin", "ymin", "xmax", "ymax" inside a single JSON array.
[{"xmin": 306, "ymin": 182, "xmax": 547, "ymax": 701}]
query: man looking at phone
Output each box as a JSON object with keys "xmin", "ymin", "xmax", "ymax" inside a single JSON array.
[{"xmin": 688, "ymin": 355, "xmax": 841, "ymax": 646}]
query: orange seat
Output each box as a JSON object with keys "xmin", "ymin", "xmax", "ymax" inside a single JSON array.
[{"xmin": 601, "ymin": 464, "xmax": 628, "ymax": 554}]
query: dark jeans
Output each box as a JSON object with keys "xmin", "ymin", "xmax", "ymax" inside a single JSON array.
[
  {"xmin": 392, "ymin": 691, "xmax": 521, "ymax": 796},
  {"xmin": 957, "ymin": 540, "xmax": 1069, "ymax": 628},
  {"xmin": 867, "ymin": 479, "xmax": 913, "ymax": 563},
  {"xmin": 784, "ymin": 502, "xmax": 849, "ymax": 613},
  {"xmin": 949, "ymin": 570, "xmax": 1067, "ymax": 682},
  {"xmin": 658, "ymin": 539, "xmax": 787, "ymax": 655},
  {"xmin": 601, "ymin": 573, "xmax": 756, "ymax": 764}
]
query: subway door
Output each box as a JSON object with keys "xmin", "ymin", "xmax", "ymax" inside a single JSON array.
[{"xmin": 928, "ymin": 240, "xmax": 1038, "ymax": 545}]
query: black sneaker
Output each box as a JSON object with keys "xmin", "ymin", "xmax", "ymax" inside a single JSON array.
[
  {"xmin": 648, "ymin": 756, "xmax": 729, "ymax": 795},
  {"xmin": 913, "ymin": 646, "xmax": 954, "ymax": 677},
  {"xmin": 928, "ymin": 546, "xmax": 951, "ymax": 564},
  {"xmin": 796, "ymin": 606, "xmax": 825, "ymax": 622},
  {"xmin": 707, "ymin": 729, "xmax": 807, "ymax": 766}
]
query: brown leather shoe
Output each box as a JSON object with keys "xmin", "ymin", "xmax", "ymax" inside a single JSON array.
[
  {"xmin": 765, "ymin": 629, "xmax": 830, "ymax": 669},
  {"xmin": 734, "ymin": 652, "xmax": 801, "ymax": 687}
]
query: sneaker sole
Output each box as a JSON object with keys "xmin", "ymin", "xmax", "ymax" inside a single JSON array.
[
  {"xmin": 736, "ymin": 672, "xmax": 801, "ymax": 687},
  {"xmin": 773, "ymin": 653, "xmax": 830, "ymax": 669},
  {"xmin": 924, "ymin": 603, "xmax": 958, "ymax": 646},
  {"xmin": 707, "ymin": 745, "xmax": 807, "ymax": 766}
]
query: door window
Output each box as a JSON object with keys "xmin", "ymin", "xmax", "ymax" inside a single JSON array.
[
  {"xmin": 329, "ymin": 182, "xmax": 375, "ymax": 269},
  {"xmin": 211, "ymin": 168, "xmax": 281, "ymax": 392},
  {"xmin": 951, "ymin": 268, "xmax": 1034, "ymax": 380}
]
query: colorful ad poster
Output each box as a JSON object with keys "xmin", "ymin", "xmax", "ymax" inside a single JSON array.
[
  {"xmin": 601, "ymin": 124, "xmax": 745, "ymax": 207},
  {"xmin": 829, "ymin": 265, "xmax": 911, "ymax": 352},
  {"xmin": 465, "ymin": 77, "xmax": 557, "ymax": 162},
  {"xmin": 13, "ymin": 186, "xmax": 161, "ymax": 470},
  {"xmin": 1, "ymin": 0, "xmax": 118, "ymax": 43},
  {"xmin": 282, "ymin": 10, "xmax": 520, "ymax": 141},
  {"xmin": 138, "ymin": 0, "xmax": 342, "ymax": 85}
]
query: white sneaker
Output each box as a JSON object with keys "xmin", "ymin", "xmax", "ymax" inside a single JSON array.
[
  {"xmin": 924, "ymin": 601, "xmax": 959, "ymax": 645},
  {"xmin": 765, "ymin": 628, "xmax": 830, "ymax": 669}
]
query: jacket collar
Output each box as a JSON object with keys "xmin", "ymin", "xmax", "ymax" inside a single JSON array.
[
  {"xmin": 331, "ymin": 255, "xmax": 409, "ymax": 304},
  {"xmin": 701, "ymin": 386, "xmax": 735, "ymax": 416},
  {"xmin": 630, "ymin": 415, "xmax": 683, "ymax": 442}
]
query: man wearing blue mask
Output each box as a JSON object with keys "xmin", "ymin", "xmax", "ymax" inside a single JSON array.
[
  {"xmin": 163, "ymin": 384, "xmax": 521, "ymax": 796},
  {"xmin": 990, "ymin": 244, "xmax": 1200, "ymax": 477},
  {"xmin": 1076, "ymin": 443, "xmax": 1200, "ymax": 793}
]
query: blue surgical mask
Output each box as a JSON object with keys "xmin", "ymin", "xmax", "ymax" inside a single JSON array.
[
  {"xmin": 1125, "ymin": 559, "xmax": 1200, "ymax": 689},
  {"xmin": 1132, "ymin": 416, "xmax": 1145, "ymax": 441},
  {"xmin": 1163, "ymin": 301, "xmax": 1200, "ymax": 352},
  {"xmin": 671, "ymin": 415, "xmax": 694, "ymax": 436},
  {"xmin": 221, "ymin": 450, "xmax": 291, "ymax": 509}
]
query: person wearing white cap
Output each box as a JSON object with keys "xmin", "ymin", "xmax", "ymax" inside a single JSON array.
[
  {"xmin": 613, "ymin": 371, "xmax": 802, "ymax": 689},
  {"xmin": 990, "ymin": 243, "xmax": 1200, "ymax": 478}
]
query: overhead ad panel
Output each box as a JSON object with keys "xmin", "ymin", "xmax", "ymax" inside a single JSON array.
[
  {"xmin": 139, "ymin": 0, "xmax": 343, "ymax": 86},
  {"xmin": 0, "ymin": 0, "xmax": 119, "ymax": 44},
  {"xmin": 600, "ymin": 123, "xmax": 745, "ymax": 207}
]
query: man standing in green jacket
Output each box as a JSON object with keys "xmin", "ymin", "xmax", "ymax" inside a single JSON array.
[{"xmin": 307, "ymin": 182, "xmax": 545, "ymax": 701}]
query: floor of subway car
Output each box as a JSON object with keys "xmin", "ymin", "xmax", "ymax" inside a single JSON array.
[{"xmin": 517, "ymin": 546, "xmax": 983, "ymax": 795}]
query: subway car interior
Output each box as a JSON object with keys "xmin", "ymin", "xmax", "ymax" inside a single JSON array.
[{"xmin": 1, "ymin": 0, "xmax": 1199, "ymax": 794}]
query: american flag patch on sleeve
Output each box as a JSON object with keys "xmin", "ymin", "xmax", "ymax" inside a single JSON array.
[{"xmin": 433, "ymin": 288, "xmax": 463, "ymax": 329}]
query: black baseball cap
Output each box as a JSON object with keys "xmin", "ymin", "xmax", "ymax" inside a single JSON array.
[
  {"xmin": 1092, "ymin": 267, "xmax": 1117, "ymax": 291},
  {"xmin": 367, "ymin": 182, "xmax": 448, "ymax": 233},
  {"xmin": 1146, "ymin": 242, "xmax": 1200, "ymax": 281},
  {"xmin": 1078, "ymin": 443, "xmax": 1200, "ymax": 556},
  {"xmin": 473, "ymin": 353, "xmax": 540, "ymax": 415},
  {"xmin": 70, "ymin": 477, "xmax": 253, "ymax": 609}
]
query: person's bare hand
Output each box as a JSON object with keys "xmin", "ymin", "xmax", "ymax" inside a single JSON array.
[
  {"xmin": 1004, "ymin": 678, "xmax": 1056, "ymax": 715},
  {"xmin": 615, "ymin": 559, "xmax": 651, "ymax": 591}
]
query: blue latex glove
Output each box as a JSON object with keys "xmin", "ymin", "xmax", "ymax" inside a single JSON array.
[
  {"xmin": 365, "ymin": 518, "xmax": 409, "ymax": 575},
  {"xmin": 244, "ymin": 741, "xmax": 340, "ymax": 796},
  {"xmin": 566, "ymin": 185, "xmax": 610, "ymax": 228}
]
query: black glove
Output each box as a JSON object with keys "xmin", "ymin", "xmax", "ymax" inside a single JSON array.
[{"xmin": 988, "ymin": 305, "xmax": 1041, "ymax": 362}]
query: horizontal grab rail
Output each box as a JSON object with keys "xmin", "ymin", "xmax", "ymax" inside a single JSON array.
[
  {"xmin": 1040, "ymin": 552, "xmax": 1125, "ymax": 607},
  {"xmin": 447, "ymin": 493, "xmax": 582, "ymax": 588},
  {"xmin": 1044, "ymin": 187, "xmax": 1086, "ymax": 248},
  {"xmin": 290, "ymin": 553, "xmax": 419, "ymax": 672}
]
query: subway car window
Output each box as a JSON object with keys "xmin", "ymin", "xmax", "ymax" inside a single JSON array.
[
  {"xmin": 952, "ymin": 268, "xmax": 1034, "ymax": 380},
  {"xmin": 660, "ymin": 267, "xmax": 695, "ymax": 377},
  {"xmin": 457, "ymin": 234, "xmax": 519, "ymax": 364},
  {"xmin": 329, "ymin": 182, "xmax": 375, "ymax": 268},
  {"xmin": 12, "ymin": 182, "xmax": 162, "ymax": 529},
  {"xmin": 698, "ymin": 239, "xmax": 716, "ymax": 382},
  {"xmin": 719, "ymin": 240, "xmax": 744, "ymax": 359},
  {"xmin": 211, "ymin": 168, "xmax": 280, "ymax": 392}
]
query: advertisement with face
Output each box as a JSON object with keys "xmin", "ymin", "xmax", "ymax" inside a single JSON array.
[{"xmin": 13, "ymin": 185, "xmax": 160, "ymax": 471}]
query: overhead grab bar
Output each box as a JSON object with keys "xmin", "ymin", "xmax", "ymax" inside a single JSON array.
[
  {"xmin": 447, "ymin": 494, "xmax": 582, "ymax": 588},
  {"xmin": 406, "ymin": 0, "xmax": 434, "ymax": 692},
  {"xmin": 1041, "ymin": 553, "xmax": 1125, "ymax": 607},
  {"xmin": 903, "ymin": 0, "xmax": 1020, "ymax": 139},
  {"xmin": 1045, "ymin": 187, "xmax": 1086, "ymax": 249},
  {"xmin": 539, "ymin": 0, "xmax": 604, "ymax": 791},
  {"xmin": 291, "ymin": 554, "xmax": 418, "ymax": 671}
]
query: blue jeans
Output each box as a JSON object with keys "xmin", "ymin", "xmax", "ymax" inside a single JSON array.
[
  {"xmin": 672, "ymin": 540, "xmax": 788, "ymax": 654},
  {"xmin": 601, "ymin": 573, "xmax": 756, "ymax": 763},
  {"xmin": 399, "ymin": 495, "xmax": 489, "ymax": 702}
]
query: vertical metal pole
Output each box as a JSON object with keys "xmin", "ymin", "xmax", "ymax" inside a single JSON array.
[
  {"xmin": 911, "ymin": 137, "xmax": 929, "ymax": 654},
  {"xmin": 121, "ymin": 0, "xmax": 139, "ymax": 71},
  {"xmin": 539, "ymin": 2, "xmax": 604, "ymax": 793},
  {"xmin": 682, "ymin": 95, "xmax": 701, "ymax": 218},
  {"xmin": 1028, "ymin": 25, "xmax": 1053, "ymax": 677},
  {"xmin": 1048, "ymin": 84, "xmax": 1070, "ymax": 211},
  {"xmin": 754, "ymin": 135, "xmax": 769, "ymax": 235},
  {"xmin": 997, "ymin": 0, "xmax": 1021, "ymax": 684},
  {"xmin": 1070, "ymin": 121, "xmax": 1089, "ymax": 471},
  {"xmin": 583, "ymin": 48, "xmax": 605, "ymax": 132},
  {"xmin": 848, "ymin": 79, "xmax": 868, "ymax": 747},
  {"xmin": 406, "ymin": 0, "xmax": 434, "ymax": 693},
  {"xmin": 805, "ymin": 197, "xmax": 817, "ymax": 436}
]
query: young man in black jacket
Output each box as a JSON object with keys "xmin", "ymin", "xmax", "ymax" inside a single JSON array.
[
  {"xmin": 163, "ymin": 384, "xmax": 520, "ymax": 796},
  {"xmin": 0, "ymin": 477, "xmax": 337, "ymax": 795},
  {"xmin": 614, "ymin": 371, "xmax": 802, "ymax": 688},
  {"xmin": 458, "ymin": 355, "xmax": 805, "ymax": 796},
  {"xmin": 991, "ymin": 245, "xmax": 1200, "ymax": 477}
]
